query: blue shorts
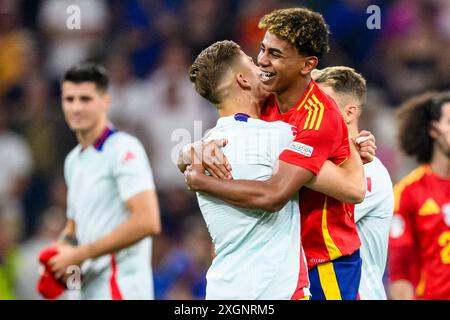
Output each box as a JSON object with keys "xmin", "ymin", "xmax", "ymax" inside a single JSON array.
[{"xmin": 308, "ymin": 249, "xmax": 362, "ymax": 300}]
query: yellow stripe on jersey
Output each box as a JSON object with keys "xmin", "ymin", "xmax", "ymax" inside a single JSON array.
[
  {"xmin": 297, "ymin": 83, "xmax": 315, "ymax": 111},
  {"xmin": 312, "ymin": 95, "xmax": 325, "ymax": 130},
  {"xmin": 303, "ymin": 104, "xmax": 313, "ymax": 129},
  {"xmin": 317, "ymin": 262, "xmax": 342, "ymax": 300},
  {"xmin": 307, "ymin": 98, "xmax": 319, "ymax": 130},
  {"xmin": 393, "ymin": 165, "xmax": 430, "ymax": 212},
  {"xmin": 416, "ymin": 270, "xmax": 426, "ymax": 299},
  {"xmin": 321, "ymin": 197, "xmax": 343, "ymax": 260}
]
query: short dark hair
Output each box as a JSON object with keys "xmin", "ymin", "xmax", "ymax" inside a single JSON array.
[
  {"xmin": 62, "ymin": 62, "xmax": 109, "ymax": 92},
  {"xmin": 189, "ymin": 40, "xmax": 241, "ymax": 104},
  {"xmin": 313, "ymin": 66, "xmax": 367, "ymax": 108},
  {"xmin": 396, "ymin": 91, "xmax": 450, "ymax": 163},
  {"xmin": 258, "ymin": 7, "xmax": 330, "ymax": 59}
]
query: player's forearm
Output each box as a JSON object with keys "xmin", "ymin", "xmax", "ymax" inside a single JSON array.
[
  {"xmin": 57, "ymin": 220, "xmax": 77, "ymax": 246},
  {"xmin": 307, "ymin": 142, "xmax": 365, "ymax": 203},
  {"xmin": 195, "ymin": 175, "xmax": 285, "ymax": 212},
  {"xmin": 80, "ymin": 215, "xmax": 159, "ymax": 260}
]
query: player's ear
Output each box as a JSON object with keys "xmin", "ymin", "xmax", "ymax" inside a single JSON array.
[
  {"xmin": 236, "ymin": 73, "xmax": 251, "ymax": 90},
  {"xmin": 300, "ymin": 56, "xmax": 318, "ymax": 76},
  {"xmin": 428, "ymin": 121, "xmax": 441, "ymax": 139},
  {"xmin": 345, "ymin": 105, "xmax": 359, "ymax": 124},
  {"xmin": 101, "ymin": 92, "xmax": 111, "ymax": 111}
]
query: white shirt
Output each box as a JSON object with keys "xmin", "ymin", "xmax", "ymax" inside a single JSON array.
[
  {"xmin": 355, "ymin": 157, "xmax": 394, "ymax": 300},
  {"xmin": 197, "ymin": 115, "xmax": 309, "ymax": 300},
  {"xmin": 64, "ymin": 128, "xmax": 156, "ymax": 299}
]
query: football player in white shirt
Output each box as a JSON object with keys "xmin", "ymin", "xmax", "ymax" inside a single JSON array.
[
  {"xmin": 180, "ymin": 41, "xmax": 368, "ymax": 299},
  {"xmin": 313, "ymin": 66, "xmax": 394, "ymax": 300},
  {"xmin": 48, "ymin": 62, "xmax": 161, "ymax": 299}
]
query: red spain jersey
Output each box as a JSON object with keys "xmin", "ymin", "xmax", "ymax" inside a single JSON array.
[
  {"xmin": 388, "ymin": 165, "xmax": 450, "ymax": 300},
  {"xmin": 261, "ymin": 80, "xmax": 361, "ymax": 269}
]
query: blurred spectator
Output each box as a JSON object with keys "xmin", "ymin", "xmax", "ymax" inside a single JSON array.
[
  {"xmin": 0, "ymin": 0, "xmax": 33, "ymax": 97},
  {"xmin": 15, "ymin": 207, "xmax": 66, "ymax": 299},
  {"xmin": 153, "ymin": 215, "xmax": 212, "ymax": 300},
  {"xmin": 0, "ymin": 203, "xmax": 23, "ymax": 299},
  {"xmin": 0, "ymin": 108, "xmax": 33, "ymax": 230},
  {"xmin": 38, "ymin": 0, "xmax": 110, "ymax": 80},
  {"xmin": 132, "ymin": 42, "xmax": 216, "ymax": 191},
  {"xmin": 375, "ymin": 0, "xmax": 450, "ymax": 104},
  {"xmin": 235, "ymin": 0, "xmax": 279, "ymax": 59}
]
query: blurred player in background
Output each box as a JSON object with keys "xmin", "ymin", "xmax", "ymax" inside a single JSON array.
[
  {"xmin": 184, "ymin": 40, "xmax": 367, "ymax": 299},
  {"xmin": 389, "ymin": 91, "xmax": 450, "ymax": 300},
  {"xmin": 313, "ymin": 66, "xmax": 394, "ymax": 300},
  {"xmin": 48, "ymin": 62, "xmax": 161, "ymax": 300},
  {"xmin": 184, "ymin": 8, "xmax": 371, "ymax": 300}
]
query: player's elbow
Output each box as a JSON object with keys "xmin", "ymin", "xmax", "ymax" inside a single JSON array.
[
  {"xmin": 259, "ymin": 194, "xmax": 287, "ymax": 213},
  {"xmin": 140, "ymin": 220, "xmax": 161, "ymax": 237},
  {"xmin": 346, "ymin": 185, "xmax": 365, "ymax": 204},
  {"xmin": 143, "ymin": 216, "xmax": 161, "ymax": 236},
  {"xmin": 134, "ymin": 214, "xmax": 161, "ymax": 237}
]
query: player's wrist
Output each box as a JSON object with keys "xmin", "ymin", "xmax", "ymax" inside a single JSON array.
[{"xmin": 78, "ymin": 244, "xmax": 94, "ymax": 261}]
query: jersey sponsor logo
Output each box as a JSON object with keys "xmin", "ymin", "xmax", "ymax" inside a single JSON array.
[
  {"xmin": 287, "ymin": 142, "xmax": 314, "ymax": 157},
  {"xmin": 418, "ymin": 198, "xmax": 441, "ymax": 216},
  {"xmin": 443, "ymin": 203, "xmax": 450, "ymax": 227},
  {"xmin": 390, "ymin": 214, "xmax": 405, "ymax": 238},
  {"xmin": 122, "ymin": 151, "xmax": 136, "ymax": 164}
]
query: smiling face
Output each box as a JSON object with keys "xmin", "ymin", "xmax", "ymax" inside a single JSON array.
[
  {"xmin": 257, "ymin": 31, "xmax": 309, "ymax": 95},
  {"xmin": 61, "ymin": 81, "xmax": 109, "ymax": 134}
]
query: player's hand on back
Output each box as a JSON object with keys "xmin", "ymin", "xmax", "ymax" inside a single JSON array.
[
  {"xmin": 192, "ymin": 139, "xmax": 232, "ymax": 180},
  {"xmin": 185, "ymin": 163, "xmax": 207, "ymax": 191},
  {"xmin": 354, "ymin": 130, "xmax": 377, "ymax": 164}
]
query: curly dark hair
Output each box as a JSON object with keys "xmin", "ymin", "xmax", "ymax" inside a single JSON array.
[
  {"xmin": 189, "ymin": 40, "xmax": 241, "ymax": 104},
  {"xmin": 258, "ymin": 7, "xmax": 330, "ymax": 59},
  {"xmin": 396, "ymin": 91, "xmax": 450, "ymax": 163}
]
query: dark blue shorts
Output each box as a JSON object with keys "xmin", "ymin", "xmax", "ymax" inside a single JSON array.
[{"xmin": 308, "ymin": 249, "xmax": 362, "ymax": 300}]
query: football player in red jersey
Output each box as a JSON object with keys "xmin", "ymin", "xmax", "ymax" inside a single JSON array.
[
  {"xmin": 389, "ymin": 91, "xmax": 450, "ymax": 300},
  {"xmin": 184, "ymin": 8, "xmax": 369, "ymax": 300}
]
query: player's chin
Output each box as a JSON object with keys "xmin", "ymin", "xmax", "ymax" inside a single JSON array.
[
  {"xmin": 260, "ymin": 81, "xmax": 277, "ymax": 94},
  {"xmin": 69, "ymin": 122, "xmax": 90, "ymax": 132}
]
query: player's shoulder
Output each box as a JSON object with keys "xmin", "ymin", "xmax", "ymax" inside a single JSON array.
[
  {"xmin": 296, "ymin": 80, "xmax": 345, "ymax": 131},
  {"xmin": 104, "ymin": 131, "xmax": 143, "ymax": 150},
  {"xmin": 64, "ymin": 144, "xmax": 82, "ymax": 166},
  {"xmin": 366, "ymin": 157, "xmax": 392, "ymax": 184},
  {"xmin": 394, "ymin": 165, "xmax": 431, "ymax": 193},
  {"xmin": 217, "ymin": 115, "xmax": 292, "ymax": 131}
]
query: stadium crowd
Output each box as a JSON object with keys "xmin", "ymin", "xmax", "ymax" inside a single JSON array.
[{"xmin": 0, "ymin": 0, "xmax": 449, "ymax": 299}]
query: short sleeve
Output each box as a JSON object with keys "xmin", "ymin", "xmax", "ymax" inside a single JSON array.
[
  {"xmin": 64, "ymin": 154, "xmax": 76, "ymax": 219},
  {"xmin": 279, "ymin": 112, "xmax": 349, "ymax": 175},
  {"xmin": 111, "ymin": 136, "xmax": 155, "ymax": 202}
]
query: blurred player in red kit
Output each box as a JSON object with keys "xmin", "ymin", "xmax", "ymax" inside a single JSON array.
[{"xmin": 389, "ymin": 91, "xmax": 450, "ymax": 300}]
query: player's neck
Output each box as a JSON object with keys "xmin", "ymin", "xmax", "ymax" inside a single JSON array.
[
  {"xmin": 430, "ymin": 148, "xmax": 450, "ymax": 178},
  {"xmin": 275, "ymin": 75, "xmax": 311, "ymax": 114},
  {"xmin": 76, "ymin": 119, "xmax": 108, "ymax": 150},
  {"xmin": 218, "ymin": 95, "xmax": 260, "ymax": 119},
  {"xmin": 348, "ymin": 123, "xmax": 359, "ymax": 139}
]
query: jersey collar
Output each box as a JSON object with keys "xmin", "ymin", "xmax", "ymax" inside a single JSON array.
[{"xmin": 93, "ymin": 126, "xmax": 117, "ymax": 151}]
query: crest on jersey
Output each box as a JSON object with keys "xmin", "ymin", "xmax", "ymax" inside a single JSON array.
[
  {"xmin": 390, "ymin": 214, "xmax": 405, "ymax": 238},
  {"xmin": 443, "ymin": 203, "xmax": 450, "ymax": 227},
  {"xmin": 287, "ymin": 142, "xmax": 313, "ymax": 157}
]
